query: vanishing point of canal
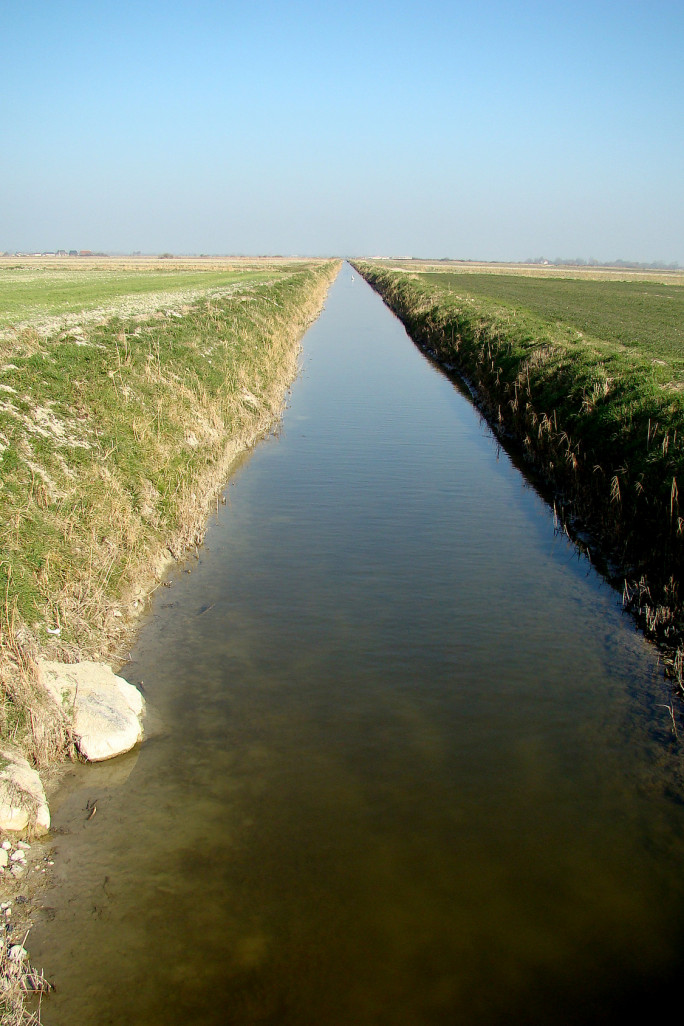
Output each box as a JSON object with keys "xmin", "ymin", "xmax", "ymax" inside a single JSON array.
[{"xmin": 32, "ymin": 264, "xmax": 684, "ymax": 1024}]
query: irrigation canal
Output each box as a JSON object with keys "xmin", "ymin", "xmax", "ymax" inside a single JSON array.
[{"xmin": 31, "ymin": 263, "xmax": 684, "ymax": 1024}]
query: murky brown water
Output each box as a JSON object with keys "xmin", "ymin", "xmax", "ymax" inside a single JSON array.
[{"xmin": 30, "ymin": 264, "xmax": 684, "ymax": 1024}]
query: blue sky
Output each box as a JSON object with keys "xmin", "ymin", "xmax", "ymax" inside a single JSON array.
[{"xmin": 2, "ymin": 0, "xmax": 682, "ymax": 261}]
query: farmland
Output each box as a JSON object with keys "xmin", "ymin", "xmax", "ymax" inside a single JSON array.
[
  {"xmin": 0, "ymin": 256, "xmax": 317, "ymax": 340},
  {"xmin": 409, "ymin": 269, "xmax": 684, "ymax": 360}
]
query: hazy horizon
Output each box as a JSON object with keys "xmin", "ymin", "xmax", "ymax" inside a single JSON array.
[
  {"xmin": 4, "ymin": 253, "xmax": 681, "ymax": 270},
  {"xmin": 3, "ymin": 1, "xmax": 682, "ymax": 265}
]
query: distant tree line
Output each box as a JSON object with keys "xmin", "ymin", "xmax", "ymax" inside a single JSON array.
[{"xmin": 526, "ymin": 257, "xmax": 681, "ymax": 270}]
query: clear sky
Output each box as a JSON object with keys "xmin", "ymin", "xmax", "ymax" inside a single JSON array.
[{"xmin": 2, "ymin": 0, "xmax": 682, "ymax": 262}]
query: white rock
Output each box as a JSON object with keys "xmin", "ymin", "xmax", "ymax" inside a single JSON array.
[
  {"xmin": 11, "ymin": 865, "xmax": 24, "ymax": 877},
  {"xmin": 38, "ymin": 659, "xmax": 145, "ymax": 762},
  {"xmin": 1, "ymin": 841, "xmax": 11, "ymax": 850},
  {"xmin": 10, "ymin": 849, "xmax": 25, "ymax": 862},
  {"xmin": 9, "ymin": 945, "xmax": 27, "ymax": 961},
  {"xmin": 0, "ymin": 850, "xmax": 7, "ymax": 868},
  {"xmin": 0, "ymin": 749, "xmax": 51, "ymax": 835}
]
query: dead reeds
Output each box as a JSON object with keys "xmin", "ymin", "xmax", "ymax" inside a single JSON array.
[{"xmin": 0, "ymin": 929, "xmax": 51, "ymax": 1026}]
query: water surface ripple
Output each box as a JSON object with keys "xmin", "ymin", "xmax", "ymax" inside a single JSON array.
[{"xmin": 33, "ymin": 264, "xmax": 684, "ymax": 1025}]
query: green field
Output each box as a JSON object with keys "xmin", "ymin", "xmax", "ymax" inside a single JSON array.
[
  {"xmin": 414, "ymin": 272, "xmax": 684, "ymax": 360},
  {"xmin": 0, "ymin": 259, "xmax": 314, "ymax": 333}
]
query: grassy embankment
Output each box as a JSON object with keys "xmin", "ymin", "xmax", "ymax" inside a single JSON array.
[
  {"xmin": 0, "ymin": 257, "xmax": 340, "ymax": 770},
  {"xmin": 353, "ymin": 261, "xmax": 684, "ymax": 683}
]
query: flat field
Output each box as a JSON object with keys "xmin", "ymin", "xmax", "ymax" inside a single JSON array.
[
  {"xmin": 409, "ymin": 270, "xmax": 684, "ymax": 362},
  {"xmin": 381, "ymin": 262, "xmax": 684, "ymax": 398},
  {"xmin": 383, "ymin": 258, "xmax": 684, "ymax": 285},
  {"xmin": 0, "ymin": 256, "xmax": 316, "ymax": 339}
]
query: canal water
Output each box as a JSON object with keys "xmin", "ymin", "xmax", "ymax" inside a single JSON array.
[{"xmin": 31, "ymin": 264, "xmax": 684, "ymax": 1024}]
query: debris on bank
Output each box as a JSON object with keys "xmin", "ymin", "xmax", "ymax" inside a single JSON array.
[{"xmin": 0, "ymin": 838, "xmax": 54, "ymax": 1020}]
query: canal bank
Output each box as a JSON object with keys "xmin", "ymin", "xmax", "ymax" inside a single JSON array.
[
  {"xmin": 25, "ymin": 263, "xmax": 684, "ymax": 1025},
  {"xmin": 0, "ymin": 260, "xmax": 339, "ymax": 1025},
  {"xmin": 352, "ymin": 261, "xmax": 684, "ymax": 685}
]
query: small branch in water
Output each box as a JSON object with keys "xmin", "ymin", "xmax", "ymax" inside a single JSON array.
[{"xmin": 658, "ymin": 703, "xmax": 679, "ymax": 738}]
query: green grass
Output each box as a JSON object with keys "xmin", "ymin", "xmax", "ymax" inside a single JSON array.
[
  {"xmin": 414, "ymin": 272, "xmax": 684, "ymax": 361},
  {"xmin": 0, "ymin": 264, "xmax": 294, "ymax": 328}
]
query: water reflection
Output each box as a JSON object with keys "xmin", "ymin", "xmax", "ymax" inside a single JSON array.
[{"xmin": 32, "ymin": 264, "xmax": 684, "ymax": 1024}]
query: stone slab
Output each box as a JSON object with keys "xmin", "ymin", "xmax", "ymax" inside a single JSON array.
[
  {"xmin": 39, "ymin": 660, "xmax": 145, "ymax": 762},
  {"xmin": 0, "ymin": 750, "xmax": 50, "ymax": 835}
]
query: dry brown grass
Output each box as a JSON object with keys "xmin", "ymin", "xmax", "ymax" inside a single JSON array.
[
  {"xmin": 0, "ymin": 919, "xmax": 52, "ymax": 1026},
  {"xmin": 0, "ymin": 572, "xmax": 70, "ymax": 769}
]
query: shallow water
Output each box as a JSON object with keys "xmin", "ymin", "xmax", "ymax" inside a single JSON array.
[{"xmin": 31, "ymin": 264, "xmax": 684, "ymax": 1025}]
